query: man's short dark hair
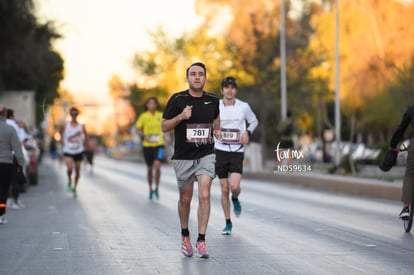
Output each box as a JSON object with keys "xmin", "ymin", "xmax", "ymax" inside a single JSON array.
[
  {"xmin": 6, "ymin": 108, "xmax": 14, "ymax": 119},
  {"xmin": 186, "ymin": 62, "xmax": 206, "ymax": 77},
  {"xmin": 221, "ymin": 76, "xmax": 237, "ymax": 88},
  {"xmin": 69, "ymin": 107, "xmax": 79, "ymax": 116},
  {"xmin": 144, "ymin": 96, "xmax": 159, "ymax": 110}
]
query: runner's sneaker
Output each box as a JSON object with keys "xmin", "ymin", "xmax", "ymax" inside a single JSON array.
[
  {"xmin": 11, "ymin": 201, "xmax": 22, "ymax": 210},
  {"xmin": 181, "ymin": 236, "xmax": 193, "ymax": 257},
  {"xmin": 221, "ymin": 223, "xmax": 232, "ymax": 235},
  {"xmin": 0, "ymin": 215, "xmax": 7, "ymax": 224},
  {"xmin": 154, "ymin": 190, "xmax": 159, "ymax": 200},
  {"xmin": 67, "ymin": 183, "xmax": 72, "ymax": 192},
  {"xmin": 149, "ymin": 191, "xmax": 153, "ymax": 200},
  {"xmin": 232, "ymin": 197, "xmax": 242, "ymax": 217},
  {"xmin": 399, "ymin": 206, "xmax": 410, "ymax": 219},
  {"xmin": 196, "ymin": 241, "xmax": 209, "ymax": 258}
]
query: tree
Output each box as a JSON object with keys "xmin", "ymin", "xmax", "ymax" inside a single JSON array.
[
  {"xmin": 362, "ymin": 55, "xmax": 414, "ymax": 142},
  {"xmin": 194, "ymin": 0, "xmax": 321, "ymax": 154},
  {"xmin": 130, "ymin": 1, "xmax": 326, "ymax": 157},
  {"xmin": 132, "ymin": 26, "xmax": 237, "ymax": 99},
  {"xmin": 107, "ymin": 75, "xmax": 136, "ymax": 143},
  {"xmin": 0, "ymin": 0, "xmax": 64, "ymax": 124},
  {"xmin": 309, "ymin": 0, "xmax": 414, "ymax": 144},
  {"xmin": 129, "ymin": 84, "xmax": 168, "ymax": 117}
]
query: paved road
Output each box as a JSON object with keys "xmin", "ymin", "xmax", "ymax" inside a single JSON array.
[{"xmin": 1, "ymin": 155, "xmax": 414, "ymax": 275}]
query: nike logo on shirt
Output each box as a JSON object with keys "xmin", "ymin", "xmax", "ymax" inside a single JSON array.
[{"xmin": 204, "ymin": 101, "xmax": 212, "ymax": 104}]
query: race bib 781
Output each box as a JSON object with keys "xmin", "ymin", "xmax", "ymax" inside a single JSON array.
[{"xmin": 186, "ymin": 123, "xmax": 212, "ymax": 143}]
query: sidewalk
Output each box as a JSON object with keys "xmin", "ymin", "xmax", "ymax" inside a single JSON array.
[
  {"xmin": 244, "ymin": 161, "xmax": 403, "ymax": 201},
  {"xmin": 244, "ymin": 170, "xmax": 402, "ymax": 201}
]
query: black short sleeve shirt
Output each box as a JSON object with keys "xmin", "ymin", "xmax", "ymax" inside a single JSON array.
[{"xmin": 163, "ymin": 90, "xmax": 220, "ymax": 159}]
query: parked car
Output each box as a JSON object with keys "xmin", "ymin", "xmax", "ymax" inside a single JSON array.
[
  {"xmin": 301, "ymin": 141, "xmax": 381, "ymax": 164},
  {"xmin": 339, "ymin": 142, "xmax": 381, "ymax": 163},
  {"xmin": 301, "ymin": 142, "xmax": 323, "ymax": 163}
]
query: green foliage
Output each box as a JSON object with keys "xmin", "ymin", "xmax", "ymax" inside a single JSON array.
[
  {"xmin": 130, "ymin": 0, "xmax": 331, "ymax": 155},
  {"xmin": 128, "ymin": 84, "xmax": 169, "ymax": 117},
  {"xmin": 0, "ymin": 0, "xmax": 63, "ymax": 124},
  {"xmin": 130, "ymin": 0, "xmax": 414, "ymax": 158},
  {"xmin": 361, "ymin": 55, "xmax": 414, "ymax": 141}
]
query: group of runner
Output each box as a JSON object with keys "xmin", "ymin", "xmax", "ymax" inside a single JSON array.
[
  {"xmin": 59, "ymin": 62, "xmax": 257, "ymax": 258},
  {"xmin": 136, "ymin": 62, "xmax": 258, "ymax": 258}
]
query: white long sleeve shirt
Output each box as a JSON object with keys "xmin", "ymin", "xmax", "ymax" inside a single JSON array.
[{"xmin": 215, "ymin": 99, "xmax": 258, "ymax": 152}]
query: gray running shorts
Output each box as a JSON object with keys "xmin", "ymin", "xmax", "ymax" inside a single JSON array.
[{"xmin": 173, "ymin": 154, "xmax": 216, "ymax": 188}]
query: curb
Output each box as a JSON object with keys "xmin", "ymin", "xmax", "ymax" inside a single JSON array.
[{"xmin": 244, "ymin": 171, "xmax": 402, "ymax": 201}]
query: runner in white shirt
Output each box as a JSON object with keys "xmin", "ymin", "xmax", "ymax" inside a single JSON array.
[
  {"xmin": 60, "ymin": 107, "xmax": 87, "ymax": 198},
  {"xmin": 215, "ymin": 76, "xmax": 258, "ymax": 235}
]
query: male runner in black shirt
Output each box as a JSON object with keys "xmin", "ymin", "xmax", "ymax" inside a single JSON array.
[{"xmin": 162, "ymin": 62, "xmax": 221, "ymax": 258}]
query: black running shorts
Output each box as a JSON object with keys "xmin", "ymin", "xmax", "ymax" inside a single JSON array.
[{"xmin": 215, "ymin": 149, "xmax": 244, "ymax": 179}]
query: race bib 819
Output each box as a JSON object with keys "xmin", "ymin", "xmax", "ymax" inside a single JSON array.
[{"xmin": 221, "ymin": 128, "xmax": 240, "ymax": 144}]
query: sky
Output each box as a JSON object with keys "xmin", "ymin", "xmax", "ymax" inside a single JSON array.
[{"xmin": 37, "ymin": 0, "xmax": 203, "ymax": 103}]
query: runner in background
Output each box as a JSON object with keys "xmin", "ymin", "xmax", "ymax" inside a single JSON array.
[
  {"xmin": 135, "ymin": 97, "xmax": 164, "ymax": 200},
  {"xmin": 60, "ymin": 107, "xmax": 87, "ymax": 198},
  {"xmin": 214, "ymin": 76, "xmax": 258, "ymax": 235}
]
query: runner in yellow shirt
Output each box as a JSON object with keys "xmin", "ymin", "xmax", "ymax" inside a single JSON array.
[{"xmin": 135, "ymin": 97, "xmax": 164, "ymax": 200}]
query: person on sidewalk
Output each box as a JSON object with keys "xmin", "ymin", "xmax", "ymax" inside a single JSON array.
[
  {"xmin": 6, "ymin": 108, "xmax": 27, "ymax": 209},
  {"xmin": 49, "ymin": 137, "xmax": 59, "ymax": 161},
  {"xmin": 60, "ymin": 107, "xmax": 88, "ymax": 198},
  {"xmin": 214, "ymin": 76, "xmax": 258, "ymax": 235},
  {"xmin": 276, "ymin": 110, "xmax": 297, "ymax": 166},
  {"xmin": 387, "ymin": 105, "xmax": 414, "ymax": 219},
  {"xmin": 0, "ymin": 104, "xmax": 25, "ymax": 224},
  {"xmin": 162, "ymin": 62, "xmax": 221, "ymax": 258},
  {"xmin": 135, "ymin": 97, "xmax": 164, "ymax": 200}
]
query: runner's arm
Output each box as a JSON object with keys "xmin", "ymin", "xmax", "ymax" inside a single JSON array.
[
  {"xmin": 161, "ymin": 116, "xmax": 182, "ymax": 133},
  {"xmin": 213, "ymin": 116, "xmax": 221, "ymax": 140},
  {"xmin": 136, "ymin": 127, "xmax": 144, "ymax": 140},
  {"xmin": 161, "ymin": 105, "xmax": 192, "ymax": 133}
]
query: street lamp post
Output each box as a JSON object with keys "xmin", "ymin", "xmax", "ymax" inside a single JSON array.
[
  {"xmin": 280, "ymin": 0, "xmax": 287, "ymax": 120},
  {"xmin": 334, "ymin": 0, "xmax": 341, "ymax": 166}
]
